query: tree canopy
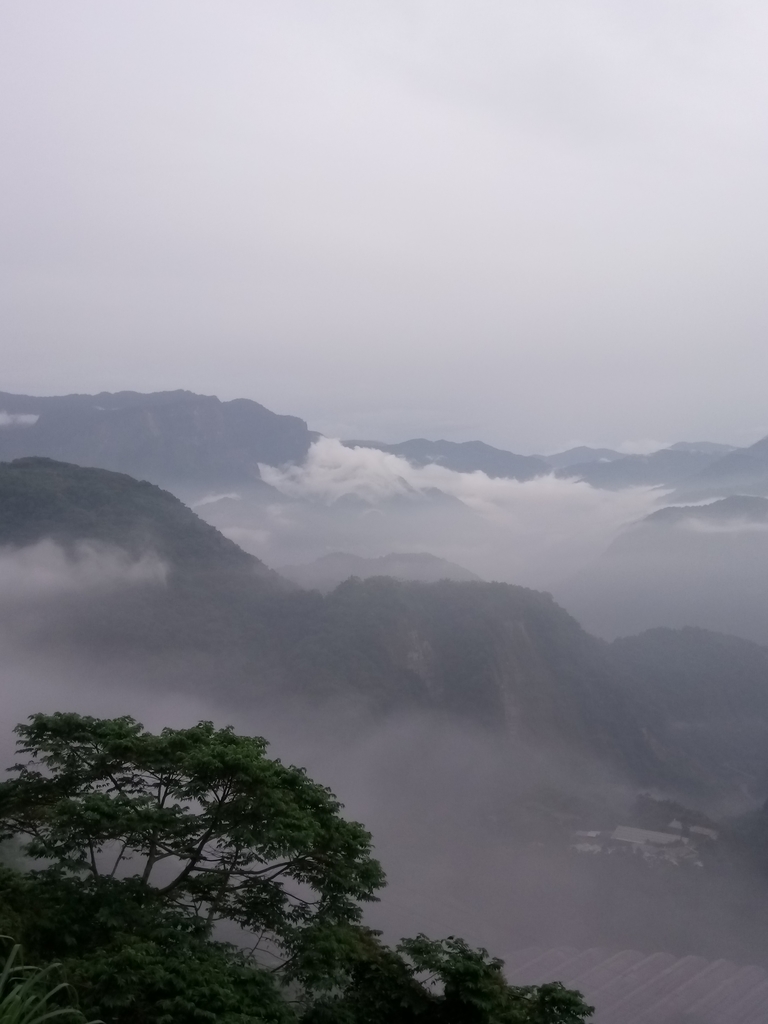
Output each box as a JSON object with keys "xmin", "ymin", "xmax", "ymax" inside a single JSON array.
[
  {"xmin": 0, "ymin": 713, "xmax": 383, "ymax": 962},
  {"xmin": 0, "ymin": 713, "xmax": 593, "ymax": 1024}
]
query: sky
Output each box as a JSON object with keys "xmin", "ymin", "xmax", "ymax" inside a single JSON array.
[{"xmin": 2, "ymin": 1, "xmax": 768, "ymax": 454}]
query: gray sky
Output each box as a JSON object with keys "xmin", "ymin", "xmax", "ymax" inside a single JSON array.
[{"xmin": 2, "ymin": 1, "xmax": 768, "ymax": 453}]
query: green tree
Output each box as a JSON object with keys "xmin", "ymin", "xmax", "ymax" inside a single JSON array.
[
  {"xmin": 0, "ymin": 713, "xmax": 384, "ymax": 1021},
  {"xmin": 0, "ymin": 713, "xmax": 383, "ymax": 961},
  {"xmin": 304, "ymin": 931, "xmax": 593, "ymax": 1024},
  {"xmin": 0, "ymin": 714, "xmax": 592, "ymax": 1024}
]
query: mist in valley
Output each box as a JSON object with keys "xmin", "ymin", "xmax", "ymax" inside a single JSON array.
[
  {"xmin": 197, "ymin": 437, "xmax": 661, "ymax": 591},
  {"xmin": 3, "ymin": 532, "xmax": 768, "ymax": 983}
]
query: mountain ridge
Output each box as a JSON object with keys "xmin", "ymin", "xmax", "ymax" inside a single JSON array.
[
  {"xmin": 341, "ymin": 438, "xmax": 549, "ymax": 480},
  {"xmin": 279, "ymin": 551, "xmax": 482, "ymax": 592},
  {"xmin": 0, "ymin": 454, "xmax": 710, "ymax": 796},
  {"xmin": 0, "ymin": 390, "xmax": 314, "ymax": 492},
  {"xmin": 1, "ymin": 387, "xmax": 759, "ymax": 494},
  {"xmin": 0, "ymin": 456, "xmax": 280, "ymax": 578}
]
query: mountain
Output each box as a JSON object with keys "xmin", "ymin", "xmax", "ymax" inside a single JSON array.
[
  {"xmin": 672, "ymin": 434, "xmax": 768, "ymax": 500},
  {"xmin": 640, "ymin": 494, "xmax": 768, "ymax": 529},
  {"xmin": 0, "ymin": 390, "xmax": 314, "ymax": 493},
  {"xmin": 667, "ymin": 441, "xmax": 737, "ymax": 456},
  {"xmin": 1, "ymin": 388, "xmax": 746, "ymax": 499},
  {"xmin": 337, "ymin": 438, "xmax": 740, "ymax": 489},
  {"xmin": 538, "ymin": 446, "xmax": 624, "ymax": 470},
  {"xmin": 279, "ymin": 551, "xmax": 482, "ymax": 592},
  {"xmin": 607, "ymin": 627, "xmax": 768, "ymax": 798},
  {"xmin": 0, "ymin": 456, "xmax": 274, "ymax": 575},
  {"xmin": 554, "ymin": 447, "xmax": 726, "ymax": 489},
  {"xmin": 0, "ymin": 455, "xmax": 701, "ymax": 793},
  {"xmin": 341, "ymin": 438, "xmax": 549, "ymax": 480},
  {"xmin": 557, "ymin": 496, "xmax": 768, "ymax": 644}
]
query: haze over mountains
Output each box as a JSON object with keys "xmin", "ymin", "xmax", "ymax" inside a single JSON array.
[
  {"xmin": 0, "ymin": 388, "xmax": 760, "ymax": 498},
  {"xmin": 1, "ymin": 390, "xmax": 768, "ymax": 797},
  {"xmin": 563, "ymin": 496, "xmax": 768, "ymax": 644},
  {"xmin": 0, "ymin": 457, "xmax": 673, "ymax": 783},
  {"xmin": 4, "ymin": 451, "xmax": 768, "ymax": 974},
  {"xmin": 6, "ymin": 391, "xmax": 768, "ymax": 992},
  {"xmin": 4, "ymin": 387, "xmax": 768, "ymax": 645}
]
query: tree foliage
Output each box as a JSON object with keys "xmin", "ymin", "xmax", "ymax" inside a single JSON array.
[
  {"xmin": 0, "ymin": 714, "xmax": 592, "ymax": 1024},
  {"xmin": 0, "ymin": 713, "xmax": 383, "ymax": 965},
  {"xmin": 304, "ymin": 931, "xmax": 592, "ymax": 1024},
  {"xmin": 0, "ymin": 871, "xmax": 293, "ymax": 1024}
]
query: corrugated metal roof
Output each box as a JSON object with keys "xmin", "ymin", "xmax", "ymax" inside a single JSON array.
[
  {"xmin": 503, "ymin": 947, "xmax": 768, "ymax": 1023},
  {"xmin": 611, "ymin": 826, "xmax": 685, "ymax": 845}
]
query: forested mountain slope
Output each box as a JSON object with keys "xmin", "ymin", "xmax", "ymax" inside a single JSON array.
[
  {"xmin": 608, "ymin": 627, "xmax": 768, "ymax": 795},
  {"xmin": 0, "ymin": 456, "xmax": 699, "ymax": 795},
  {"xmin": 0, "ymin": 456, "xmax": 273, "ymax": 574}
]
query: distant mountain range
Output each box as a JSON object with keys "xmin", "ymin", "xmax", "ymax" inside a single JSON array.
[
  {"xmin": 1, "ymin": 388, "xmax": 764, "ymax": 497},
  {"xmin": 670, "ymin": 436, "xmax": 768, "ymax": 502},
  {"xmin": 552, "ymin": 446, "xmax": 734, "ymax": 490},
  {"xmin": 341, "ymin": 438, "xmax": 549, "ymax": 480},
  {"xmin": 535, "ymin": 446, "xmax": 626, "ymax": 469},
  {"xmin": 0, "ymin": 390, "xmax": 314, "ymax": 493},
  {"xmin": 558, "ymin": 495, "xmax": 768, "ymax": 645}
]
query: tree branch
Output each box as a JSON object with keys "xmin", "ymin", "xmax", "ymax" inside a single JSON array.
[
  {"xmin": 109, "ymin": 839, "xmax": 129, "ymax": 878},
  {"xmin": 156, "ymin": 824, "xmax": 217, "ymax": 895}
]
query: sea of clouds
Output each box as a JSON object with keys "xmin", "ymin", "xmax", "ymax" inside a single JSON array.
[{"xmin": 253, "ymin": 437, "xmax": 662, "ymax": 588}]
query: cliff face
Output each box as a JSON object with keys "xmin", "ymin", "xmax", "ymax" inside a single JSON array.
[{"xmin": 0, "ymin": 390, "xmax": 314, "ymax": 491}]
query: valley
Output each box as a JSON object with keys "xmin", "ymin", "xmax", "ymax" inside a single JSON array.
[{"xmin": 3, "ymin": 391, "xmax": 768, "ymax": 1021}]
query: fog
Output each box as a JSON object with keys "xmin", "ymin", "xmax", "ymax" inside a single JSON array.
[
  {"xmin": 3, "ymin": 536, "xmax": 768, "ymax": 975},
  {"xmin": 193, "ymin": 437, "xmax": 768, "ymax": 644},
  {"xmin": 559, "ymin": 506, "xmax": 768, "ymax": 643},
  {"xmin": 0, "ymin": 540, "xmax": 167, "ymax": 600}
]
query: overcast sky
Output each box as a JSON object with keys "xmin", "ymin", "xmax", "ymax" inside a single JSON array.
[{"xmin": 2, "ymin": 1, "xmax": 768, "ymax": 453}]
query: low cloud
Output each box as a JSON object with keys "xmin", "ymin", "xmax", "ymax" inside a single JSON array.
[
  {"xmin": 0, "ymin": 540, "xmax": 167, "ymax": 600},
  {"xmin": 256, "ymin": 438, "xmax": 660, "ymax": 588},
  {"xmin": 0, "ymin": 411, "xmax": 39, "ymax": 427}
]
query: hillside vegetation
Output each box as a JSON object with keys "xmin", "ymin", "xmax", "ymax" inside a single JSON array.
[{"xmin": 0, "ymin": 456, "xmax": 272, "ymax": 573}]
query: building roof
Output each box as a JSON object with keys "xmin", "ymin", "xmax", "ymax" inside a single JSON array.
[
  {"xmin": 503, "ymin": 946, "xmax": 768, "ymax": 1024},
  {"xmin": 611, "ymin": 825, "xmax": 684, "ymax": 845},
  {"xmin": 690, "ymin": 826, "xmax": 719, "ymax": 840}
]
